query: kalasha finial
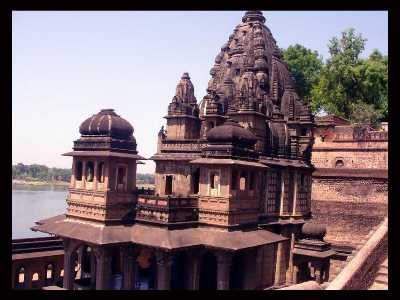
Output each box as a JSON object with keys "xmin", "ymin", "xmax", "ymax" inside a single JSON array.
[
  {"xmin": 242, "ymin": 11, "xmax": 265, "ymax": 23},
  {"xmin": 181, "ymin": 72, "xmax": 190, "ymax": 80}
]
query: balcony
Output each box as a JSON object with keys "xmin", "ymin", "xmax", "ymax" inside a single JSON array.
[{"xmin": 135, "ymin": 195, "xmax": 199, "ymax": 225}]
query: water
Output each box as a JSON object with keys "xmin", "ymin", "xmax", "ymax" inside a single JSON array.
[{"xmin": 12, "ymin": 185, "xmax": 68, "ymax": 239}]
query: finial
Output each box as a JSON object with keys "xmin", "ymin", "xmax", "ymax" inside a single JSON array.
[
  {"xmin": 242, "ymin": 11, "xmax": 266, "ymax": 23},
  {"xmin": 181, "ymin": 72, "xmax": 190, "ymax": 79}
]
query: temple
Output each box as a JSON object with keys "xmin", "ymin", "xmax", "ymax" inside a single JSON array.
[{"xmin": 31, "ymin": 11, "xmax": 329, "ymax": 290}]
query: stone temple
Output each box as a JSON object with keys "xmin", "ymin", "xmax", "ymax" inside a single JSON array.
[{"xmin": 32, "ymin": 11, "xmax": 332, "ymax": 290}]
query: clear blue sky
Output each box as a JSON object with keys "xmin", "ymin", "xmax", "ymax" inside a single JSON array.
[{"xmin": 12, "ymin": 11, "xmax": 388, "ymax": 173}]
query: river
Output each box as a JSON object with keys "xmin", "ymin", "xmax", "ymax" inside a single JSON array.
[{"xmin": 12, "ymin": 185, "xmax": 67, "ymax": 239}]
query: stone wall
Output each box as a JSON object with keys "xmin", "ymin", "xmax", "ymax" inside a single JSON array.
[{"xmin": 312, "ymin": 176, "xmax": 387, "ymax": 204}]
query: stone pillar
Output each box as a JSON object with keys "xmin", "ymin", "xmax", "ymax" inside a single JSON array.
[
  {"xmin": 90, "ymin": 251, "xmax": 96, "ymax": 288},
  {"xmin": 323, "ymin": 261, "xmax": 330, "ymax": 282},
  {"xmin": 292, "ymin": 264, "xmax": 299, "ymax": 284},
  {"xmin": 94, "ymin": 247, "xmax": 112, "ymax": 290},
  {"xmin": 71, "ymin": 158, "xmax": 76, "ymax": 188},
  {"xmin": 254, "ymin": 247, "xmax": 264, "ymax": 290},
  {"xmin": 63, "ymin": 239, "xmax": 79, "ymax": 290},
  {"xmin": 76, "ymin": 245, "xmax": 84, "ymax": 279},
  {"xmin": 280, "ymin": 171, "xmax": 285, "ymax": 215},
  {"xmin": 274, "ymin": 240, "xmax": 289, "ymax": 287},
  {"xmin": 216, "ymin": 251, "xmax": 233, "ymax": 290},
  {"xmin": 156, "ymin": 251, "xmax": 172, "ymax": 290},
  {"xmin": 292, "ymin": 171, "xmax": 298, "ymax": 215},
  {"xmin": 82, "ymin": 160, "xmax": 87, "ymax": 189},
  {"xmin": 93, "ymin": 161, "xmax": 99, "ymax": 191},
  {"xmin": 286, "ymin": 232, "xmax": 296, "ymax": 284},
  {"xmin": 120, "ymin": 246, "xmax": 137, "ymax": 290}
]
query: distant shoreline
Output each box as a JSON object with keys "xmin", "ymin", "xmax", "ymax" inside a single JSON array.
[{"xmin": 12, "ymin": 179, "xmax": 69, "ymax": 187}]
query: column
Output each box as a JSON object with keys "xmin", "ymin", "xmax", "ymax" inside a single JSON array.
[
  {"xmin": 76, "ymin": 245, "xmax": 84, "ymax": 279},
  {"xmin": 292, "ymin": 171, "xmax": 298, "ymax": 215},
  {"xmin": 90, "ymin": 251, "xmax": 96, "ymax": 288},
  {"xmin": 94, "ymin": 247, "xmax": 112, "ymax": 290},
  {"xmin": 216, "ymin": 251, "xmax": 233, "ymax": 290},
  {"xmin": 323, "ymin": 260, "xmax": 330, "ymax": 282},
  {"xmin": 292, "ymin": 264, "xmax": 299, "ymax": 284},
  {"xmin": 279, "ymin": 171, "xmax": 285, "ymax": 215},
  {"xmin": 274, "ymin": 240, "xmax": 289, "ymax": 287},
  {"xmin": 71, "ymin": 158, "xmax": 76, "ymax": 188},
  {"xmin": 93, "ymin": 161, "xmax": 98, "ymax": 191},
  {"xmin": 286, "ymin": 232, "xmax": 296, "ymax": 284},
  {"xmin": 63, "ymin": 239, "xmax": 77, "ymax": 290},
  {"xmin": 156, "ymin": 251, "xmax": 172, "ymax": 290},
  {"xmin": 121, "ymin": 246, "xmax": 137, "ymax": 290},
  {"xmin": 82, "ymin": 161, "xmax": 87, "ymax": 189}
]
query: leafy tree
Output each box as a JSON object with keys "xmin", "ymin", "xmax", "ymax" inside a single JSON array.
[
  {"xmin": 282, "ymin": 44, "xmax": 323, "ymax": 103},
  {"xmin": 311, "ymin": 28, "xmax": 387, "ymax": 124}
]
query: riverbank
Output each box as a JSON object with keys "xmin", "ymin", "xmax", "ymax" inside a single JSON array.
[{"xmin": 12, "ymin": 179, "xmax": 69, "ymax": 187}]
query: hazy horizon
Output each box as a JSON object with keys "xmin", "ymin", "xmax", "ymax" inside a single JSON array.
[{"xmin": 12, "ymin": 11, "xmax": 388, "ymax": 173}]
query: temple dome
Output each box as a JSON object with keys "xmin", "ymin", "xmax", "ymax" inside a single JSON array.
[
  {"xmin": 79, "ymin": 109, "xmax": 134, "ymax": 139},
  {"xmin": 207, "ymin": 119, "xmax": 257, "ymax": 146}
]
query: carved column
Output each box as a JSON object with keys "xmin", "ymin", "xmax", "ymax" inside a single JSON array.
[
  {"xmin": 292, "ymin": 171, "xmax": 298, "ymax": 215},
  {"xmin": 94, "ymin": 247, "xmax": 112, "ymax": 290},
  {"xmin": 93, "ymin": 161, "xmax": 99, "ymax": 191},
  {"xmin": 279, "ymin": 171, "xmax": 285, "ymax": 215},
  {"xmin": 63, "ymin": 239, "xmax": 79, "ymax": 290},
  {"xmin": 120, "ymin": 246, "xmax": 138, "ymax": 290},
  {"xmin": 156, "ymin": 251, "xmax": 172, "ymax": 290},
  {"xmin": 216, "ymin": 251, "xmax": 233, "ymax": 290}
]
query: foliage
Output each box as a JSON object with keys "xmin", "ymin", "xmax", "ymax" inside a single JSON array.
[
  {"xmin": 137, "ymin": 173, "xmax": 155, "ymax": 184},
  {"xmin": 282, "ymin": 44, "xmax": 323, "ymax": 103}
]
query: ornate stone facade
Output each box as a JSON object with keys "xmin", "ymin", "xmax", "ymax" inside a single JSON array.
[{"xmin": 33, "ymin": 11, "xmax": 322, "ymax": 290}]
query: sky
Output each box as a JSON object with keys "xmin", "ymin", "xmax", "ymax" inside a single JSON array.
[{"xmin": 12, "ymin": 11, "xmax": 388, "ymax": 173}]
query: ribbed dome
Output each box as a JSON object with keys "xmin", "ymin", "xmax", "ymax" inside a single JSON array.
[
  {"xmin": 79, "ymin": 109, "xmax": 134, "ymax": 139},
  {"xmin": 207, "ymin": 119, "xmax": 257, "ymax": 146}
]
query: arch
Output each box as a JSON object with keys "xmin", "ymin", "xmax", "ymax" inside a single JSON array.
[
  {"xmin": 45, "ymin": 263, "xmax": 54, "ymax": 286},
  {"xmin": 335, "ymin": 159, "xmax": 345, "ymax": 168},
  {"xmin": 15, "ymin": 266, "xmax": 26, "ymax": 288},
  {"xmin": 199, "ymin": 252, "xmax": 217, "ymax": 290},
  {"xmin": 171, "ymin": 251, "xmax": 187, "ymax": 290},
  {"xmin": 86, "ymin": 161, "xmax": 94, "ymax": 182},
  {"xmin": 135, "ymin": 248, "xmax": 157, "ymax": 290},
  {"xmin": 229, "ymin": 252, "xmax": 246, "ymax": 290},
  {"xmin": 76, "ymin": 161, "xmax": 83, "ymax": 181},
  {"xmin": 239, "ymin": 171, "xmax": 247, "ymax": 191},
  {"xmin": 97, "ymin": 162, "xmax": 105, "ymax": 183},
  {"xmin": 192, "ymin": 168, "xmax": 200, "ymax": 194}
]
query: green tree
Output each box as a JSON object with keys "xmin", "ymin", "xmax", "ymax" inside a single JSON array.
[
  {"xmin": 311, "ymin": 28, "xmax": 387, "ymax": 125},
  {"xmin": 282, "ymin": 44, "xmax": 323, "ymax": 103}
]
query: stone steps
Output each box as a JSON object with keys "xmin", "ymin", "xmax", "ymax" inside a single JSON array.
[
  {"xmin": 369, "ymin": 282, "xmax": 388, "ymax": 290},
  {"xmin": 368, "ymin": 258, "xmax": 388, "ymax": 290}
]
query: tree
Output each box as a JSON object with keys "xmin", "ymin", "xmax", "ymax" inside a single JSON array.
[
  {"xmin": 311, "ymin": 28, "xmax": 387, "ymax": 125},
  {"xmin": 282, "ymin": 44, "xmax": 323, "ymax": 103}
]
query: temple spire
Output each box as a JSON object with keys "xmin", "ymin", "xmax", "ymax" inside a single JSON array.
[{"xmin": 242, "ymin": 10, "xmax": 265, "ymax": 23}]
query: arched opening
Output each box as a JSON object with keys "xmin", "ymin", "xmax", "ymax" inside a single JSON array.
[
  {"xmin": 208, "ymin": 122, "xmax": 214, "ymax": 130},
  {"xmin": 199, "ymin": 252, "xmax": 217, "ymax": 290},
  {"xmin": 192, "ymin": 168, "xmax": 200, "ymax": 194},
  {"xmin": 335, "ymin": 160, "xmax": 344, "ymax": 168},
  {"xmin": 171, "ymin": 251, "xmax": 187, "ymax": 290},
  {"xmin": 86, "ymin": 161, "xmax": 94, "ymax": 182},
  {"xmin": 45, "ymin": 264, "xmax": 54, "ymax": 286},
  {"xmin": 31, "ymin": 272, "xmax": 39, "ymax": 289},
  {"xmin": 249, "ymin": 172, "xmax": 255, "ymax": 190},
  {"xmin": 239, "ymin": 171, "xmax": 247, "ymax": 191},
  {"xmin": 135, "ymin": 248, "xmax": 157, "ymax": 290},
  {"xmin": 210, "ymin": 173, "xmax": 216, "ymax": 189},
  {"xmin": 231, "ymin": 169, "xmax": 238, "ymax": 190},
  {"xmin": 97, "ymin": 162, "xmax": 104, "ymax": 183},
  {"xmin": 165, "ymin": 175, "xmax": 173, "ymax": 195},
  {"xmin": 229, "ymin": 252, "xmax": 246, "ymax": 290},
  {"xmin": 76, "ymin": 161, "xmax": 83, "ymax": 181},
  {"xmin": 116, "ymin": 166, "xmax": 127, "ymax": 191},
  {"xmin": 15, "ymin": 266, "xmax": 25, "ymax": 288},
  {"xmin": 109, "ymin": 248, "xmax": 123, "ymax": 290},
  {"xmin": 82, "ymin": 246, "xmax": 92, "ymax": 276}
]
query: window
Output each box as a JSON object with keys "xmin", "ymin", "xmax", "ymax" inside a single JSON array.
[
  {"xmin": 231, "ymin": 170, "xmax": 238, "ymax": 190},
  {"xmin": 17, "ymin": 267, "xmax": 25, "ymax": 284},
  {"xmin": 192, "ymin": 169, "xmax": 200, "ymax": 194},
  {"xmin": 239, "ymin": 171, "xmax": 247, "ymax": 191},
  {"xmin": 98, "ymin": 162, "xmax": 104, "ymax": 183},
  {"xmin": 32, "ymin": 273, "xmax": 39, "ymax": 281},
  {"xmin": 86, "ymin": 161, "xmax": 94, "ymax": 182},
  {"xmin": 249, "ymin": 172, "xmax": 255, "ymax": 190},
  {"xmin": 165, "ymin": 175, "xmax": 173, "ymax": 195},
  {"xmin": 117, "ymin": 167, "xmax": 125, "ymax": 184},
  {"xmin": 335, "ymin": 160, "xmax": 344, "ymax": 168},
  {"xmin": 46, "ymin": 264, "xmax": 53, "ymax": 279},
  {"xmin": 210, "ymin": 173, "xmax": 216, "ymax": 189},
  {"xmin": 76, "ymin": 161, "xmax": 83, "ymax": 181}
]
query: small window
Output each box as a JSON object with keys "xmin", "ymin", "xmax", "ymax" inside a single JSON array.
[
  {"xmin": 165, "ymin": 175, "xmax": 173, "ymax": 195},
  {"xmin": 210, "ymin": 173, "xmax": 216, "ymax": 189},
  {"xmin": 86, "ymin": 161, "xmax": 94, "ymax": 182},
  {"xmin": 117, "ymin": 167, "xmax": 126, "ymax": 185},
  {"xmin": 17, "ymin": 267, "xmax": 25, "ymax": 284},
  {"xmin": 32, "ymin": 273, "xmax": 39, "ymax": 281},
  {"xmin": 249, "ymin": 172, "xmax": 255, "ymax": 190},
  {"xmin": 46, "ymin": 264, "xmax": 53, "ymax": 279},
  {"xmin": 335, "ymin": 160, "xmax": 344, "ymax": 168},
  {"xmin": 231, "ymin": 170, "xmax": 238, "ymax": 190},
  {"xmin": 240, "ymin": 171, "xmax": 247, "ymax": 191},
  {"xmin": 76, "ymin": 161, "xmax": 83, "ymax": 181},
  {"xmin": 98, "ymin": 162, "xmax": 104, "ymax": 183}
]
